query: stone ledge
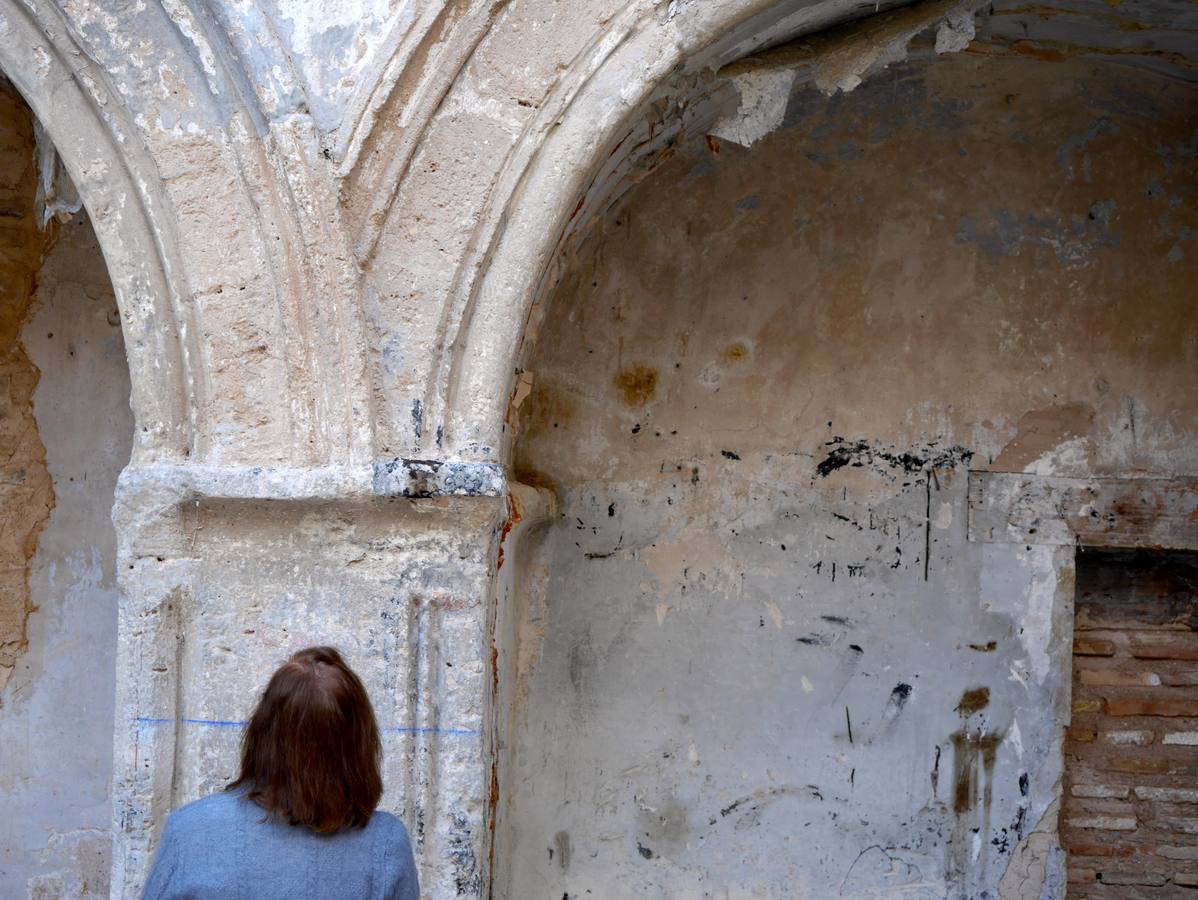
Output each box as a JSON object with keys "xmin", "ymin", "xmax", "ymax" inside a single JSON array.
[
  {"xmin": 117, "ymin": 459, "xmax": 508, "ymax": 503},
  {"xmin": 967, "ymin": 472, "xmax": 1198, "ymax": 549}
]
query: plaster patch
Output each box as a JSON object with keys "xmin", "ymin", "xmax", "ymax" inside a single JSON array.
[
  {"xmin": 640, "ymin": 525, "xmax": 730, "ymax": 594},
  {"xmin": 997, "ymin": 798, "xmax": 1065, "ymax": 899},
  {"xmin": 935, "ymin": 10, "xmax": 975, "ymax": 54},
  {"xmin": 990, "ymin": 403, "xmax": 1095, "ymax": 472},
  {"xmin": 1019, "ymin": 551, "xmax": 1057, "ymax": 686},
  {"xmin": 709, "ymin": 68, "xmax": 797, "ymax": 147},
  {"xmin": 934, "ymin": 501, "xmax": 953, "ymax": 530},
  {"xmin": 1023, "ymin": 436, "xmax": 1090, "ymax": 478}
]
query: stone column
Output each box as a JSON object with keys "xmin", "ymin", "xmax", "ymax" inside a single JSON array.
[{"xmin": 109, "ymin": 460, "xmax": 508, "ymax": 899}]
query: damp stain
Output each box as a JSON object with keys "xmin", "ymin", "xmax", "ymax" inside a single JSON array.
[
  {"xmin": 614, "ymin": 364, "xmax": 658, "ymax": 407},
  {"xmin": 950, "ymin": 730, "xmax": 1001, "ymax": 814},
  {"xmin": 722, "ymin": 341, "xmax": 750, "ymax": 363}
]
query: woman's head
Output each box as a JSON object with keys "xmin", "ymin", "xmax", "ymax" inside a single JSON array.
[{"xmin": 231, "ymin": 646, "xmax": 382, "ymax": 833}]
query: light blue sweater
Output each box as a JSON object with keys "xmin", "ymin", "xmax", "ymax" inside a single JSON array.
[{"xmin": 142, "ymin": 790, "xmax": 419, "ymax": 899}]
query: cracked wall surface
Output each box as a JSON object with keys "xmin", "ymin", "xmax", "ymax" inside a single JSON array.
[{"xmin": 499, "ymin": 54, "xmax": 1197, "ymax": 897}]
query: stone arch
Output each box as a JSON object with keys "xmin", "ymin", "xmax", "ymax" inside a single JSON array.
[
  {"xmin": 429, "ymin": 0, "xmax": 963, "ymax": 461},
  {"xmin": 0, "ymin": 0, "xmax": 380, "ymax": 469},
  {"xmin": 0, "ymin": 0, "xmax": 197, "ymax": 463}
]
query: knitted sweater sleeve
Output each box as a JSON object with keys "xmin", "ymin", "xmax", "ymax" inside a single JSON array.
[
  {"xmin": 385, "ymin": 820, "xmax": 420, "ymax": 900},
  {"xmin": 141, "ymin": 815, "xmax": 182, "ymax": 899}
]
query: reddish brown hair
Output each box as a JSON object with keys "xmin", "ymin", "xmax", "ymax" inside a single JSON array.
[{"xmin": 230, "ymin": 646, "xmax": 382, "ymax": 833}]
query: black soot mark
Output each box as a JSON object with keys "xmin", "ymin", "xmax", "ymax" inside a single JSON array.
[
  {"xmin": 795, "ymin": 633, "xmax": 834, "ymax": 646},
  {"xmin": 883, "ymin": 683, "xmax": 913, "ymax": 721},
  {"xmin": 815, "ymin": 437, "xmax": 973, "ymax": 477}
]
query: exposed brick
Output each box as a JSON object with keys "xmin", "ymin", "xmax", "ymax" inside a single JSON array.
[
  {"xmin": 1105, "ymin": 697, "xmax": 1198, "ymax": 717},
  {"xmin": 1067, "ymin": 866, "xmax": 1097, "ymax": 884},
  {"xmin": 1071, "ymin": 784, "xmax": 1130, "ymax": 799},
  {"xmin": 1080, "ymin": 669, "xmax": 1162, "ymax": 687},
  {"xmin": 1102, "ymin": 730, "xmax": 1154, "ymax": 746},
  {"xmin": 1097, "ymin": 872, "xmax": 1168, "ymax": 886},
  {"xmin": 1075, "ymin": 638, "xmax": 1117, "ymax": 657},
  {"xmin": 1130, "ymin": 634, "xmax": 1198, "ymax": 661},
  {"xmin": 1161, "ymin": 668, "xmax": 1198, "ymax": 687},
  {"xmin": 1158, "ymin": 846, "xmax": 1198, "ymax": 860},
  {"xmin": 1067, "ymin": 843, "xmax": 1136, "ymax": 858},
  {"xmin": 1134, "ymin": 787, "xmax": 1198, "ymax": 803},
  {"xmin": 1104, "ymin": 756, "xmax": 1173, "ymax": 775},
  {"xmin": 1068, "ymin": 815, "xmax": 1137, "ymax": 831},
  {"xmin": 1067, "ymin": 866, "xmax": 1098, "ymax": 885},
  {"xmin": 1067, "ymin": 560, "xmax": 1198, "ymax": 887}
]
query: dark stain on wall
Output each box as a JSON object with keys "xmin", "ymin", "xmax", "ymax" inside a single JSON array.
[
  {"xmin": 956, "ymin": 686, "xmax": 991, "ymax": 716},
  {"xmin": 816, "ymin": 438, "xmax": 973, "ymax": 479},
  {"xmin": 613, "ymin": 364, "xmax": 657, "ymax": 407}
]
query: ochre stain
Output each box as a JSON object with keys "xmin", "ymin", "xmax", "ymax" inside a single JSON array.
[
  {"xmin": 614, "ymin": 363, "xmax": 658, "ymax": 407},
  {"xmin": 0, "ymin": 81, "xmax": 57, "ymax": 702},
  {"xmin": 956, "ymin": 686, "xmax": 991, "ymax": 716},
  {"xmin": 1010, "ymin": 40, "xmax": 1071, "ymax": 63},
  {"xmin": 951, "ymin": 730, "xmax": 1001, "ymax": 813},
  {"xmin": 496, "ymin": 492, "xmax": 523, "ymax": 570},
  {"xmin": 722, "ymin": 342, "xmax": 749, "ymax": 364}
]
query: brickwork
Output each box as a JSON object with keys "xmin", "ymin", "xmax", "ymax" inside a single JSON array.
[{"xmin": 1064, "ymin": 549, "xmax": 1198, "ymax": 896}]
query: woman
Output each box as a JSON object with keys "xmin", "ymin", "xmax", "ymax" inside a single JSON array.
[{"xmin": 144, "ymin": 646, "xmax": 419, "ymax": 899}]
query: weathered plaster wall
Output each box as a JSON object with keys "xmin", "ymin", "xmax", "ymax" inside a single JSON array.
[
  {"xmin": 0, "ymin": 79, "xmax": 53, "ymax": 700},
  {"xmin": 500, "ymin": 54, "xmax": 1197, "ymax": 897},
  {"xmin": 0, "ymin": 210, "xmax": 132, "ymax": 894}
]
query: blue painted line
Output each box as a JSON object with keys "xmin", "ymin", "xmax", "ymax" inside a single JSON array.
[
  {"xmin": 385, "ymin": 726, "xmax": 481, "ymax": 737},
  {"xmin": 134, "ymin": 717, "xmax": 480, "ymax": 737}
]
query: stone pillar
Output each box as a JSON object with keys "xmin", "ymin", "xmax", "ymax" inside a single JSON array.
[{"xmin": 109, "ymin": 460, "xmax": 508, "ymax": 899}]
